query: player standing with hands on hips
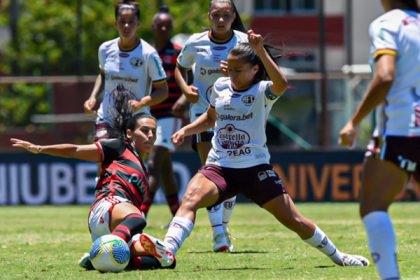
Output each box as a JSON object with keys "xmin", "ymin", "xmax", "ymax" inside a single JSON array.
[
  {"xmin": 174, "ymin": 0, "xmax": 248, "ymax": 253},
  {"xmin": 339, "ymin": 0, "xmax": 420, "ymax": 279},
  {"xmin": 138, "ymin": 30, "xmax": 370, "ymax": 269}
]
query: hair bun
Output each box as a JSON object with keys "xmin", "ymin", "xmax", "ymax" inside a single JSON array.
[{"xmin": 159, "ymin": 4, "xmax": 170, "ymax": 13}]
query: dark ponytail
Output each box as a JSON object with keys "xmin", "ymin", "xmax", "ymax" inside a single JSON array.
[
  {"xmin": 109, "ymin": 87, "xmax": 156, "ymax": 141},
  {"xmin": 108, "ymin": 85, "xmax": 133, "ymax": 140}
]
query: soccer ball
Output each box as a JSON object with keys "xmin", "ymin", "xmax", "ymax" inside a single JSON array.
[{"xmin": 89, "ymin": 234, "xmax": 130, "ymax": 272}]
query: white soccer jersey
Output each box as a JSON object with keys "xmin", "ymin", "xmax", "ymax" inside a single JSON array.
[
  {"xmin": 177, "ymin": 30, "xmax": 248, "ymax": 122},
  {"xmin": 206, "ymin": 77, "xmax": 279, "ymax": 168},
  {"xmin": 97, "ymin": 38, "xmax": 166, "ymax": 124},
  {"xmin": 369, "ymin": 9, "xmax": 420, "ymax": 136}
]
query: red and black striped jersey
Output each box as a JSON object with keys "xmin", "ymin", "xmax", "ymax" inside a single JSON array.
[
  {"xmin": 92, "ymin": 138, "xmax": 150, "ymax": 210},
  {"xmin": 150, "ymin": 42, "xmax": 183, "ymax": 119}
]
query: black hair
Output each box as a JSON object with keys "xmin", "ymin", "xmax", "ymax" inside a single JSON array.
[
  {"xmin": 115, "ymin": 0, "xmax": 140, "ymax": 20},
  {"xmin": 152, "ymin": 4, "xmax": 173, "ymax": 24},
  {"xmin": 229, "ymin": 43, "xmax": 283, "ymax": 84},
  {"xmin": 109, "ymin": 85, "xmax": 155, "ymax": 141},
  {"xmin": 126, "ymin": 112, "xmax": 157, "ymax": 133},
  {"xmin": 209, "ymin": 0, "xmax": 246, "ymax": 32},
  {"xmin": 402, "ymin": 0, "xmax": 420, "ymax": 11}
]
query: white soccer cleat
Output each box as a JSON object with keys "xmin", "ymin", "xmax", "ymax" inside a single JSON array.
[
  {"xmin": 224, "ymin": 226, "xmax": 234, "ymax": 253},
  {"xmin": 340, "ymin": 254, "xmax": 370, "ymax": 266},
  {"xmin": 213, "ymin": 232, "xmax": 230, "ymax": 252},
  {"xmin": 140, "ymin": 233, "xmax": 175, "ymax": 268}
]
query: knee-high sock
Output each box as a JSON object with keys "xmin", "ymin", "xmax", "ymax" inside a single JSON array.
[
  {"xmin": 222, "ymin": 196, "xmax": 236, "ymax": 231},
  {"xmin": 304, "ymin": 226, "xmax": 344, "ymax": 265},
  {"xmin": 207, "ymin": 203, "xmax": 224, "ymax": 235},
  {"xmin": 363, "ymin": 211, "xmax": 399, "ymax": 279},
  {"xmin": 112, "ymin": 213, "xmax": 146, "ymax": 243},
  {"xmin": 163, "ymin": 216, "xmax": 194, "ymax": 255}
]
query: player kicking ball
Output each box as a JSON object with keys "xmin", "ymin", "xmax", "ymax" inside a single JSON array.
[{"xmin": 137, "ymin": 30, "xmax": 369, "ymax": 269}]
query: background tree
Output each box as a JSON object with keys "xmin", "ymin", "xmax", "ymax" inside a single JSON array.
[{"xmin": 0, "ymin": 0, "xmax": 222, "ymax": 128}]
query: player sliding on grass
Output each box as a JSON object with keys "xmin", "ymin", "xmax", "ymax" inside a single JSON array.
[
  {"xmin": 139, "ymin": 30, "xmax": 370, "ymax": 268},
  {"xmin": 11, "ymin": 94, "xmax": 175, "ymax": 270}
]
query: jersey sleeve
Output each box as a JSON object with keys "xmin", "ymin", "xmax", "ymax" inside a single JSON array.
[
  {"xmin": 262, "ymin": 81, "xmax": 280, "ymax": 103},
  {"xmin": 369, "ymin": 18, "xmax": 398, "ymax": 59},
  {"xmin": 98, "ymin": 43, "xmax": 106, "ymax": 71},
  {"xmin": 177, "ymin": 38, "xmax": 196, "ymax": 69},
  {"xmin": 148, "ymin": 50, "xmax": 167, "ymax": 82},
  {"xmin": 96, "ymin": 138, "xmax": 124, "ymax": 166}
]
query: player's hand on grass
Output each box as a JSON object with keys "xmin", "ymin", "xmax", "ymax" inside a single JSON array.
[{"xmin": 10, "ymin": 138, "xmax": 41, "ymax": 154}]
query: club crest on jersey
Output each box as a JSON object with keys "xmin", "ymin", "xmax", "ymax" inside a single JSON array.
[
  {"xmin": 130, "ymin": 57, "xmax": 143, "ymax": 68},
  {"xmin": 217, "ymin": 124, "xmax": 250, "ymax": 149},
  {"xmin": 242, "ymin": 95, "xmax": 255, "ymax": 106}
]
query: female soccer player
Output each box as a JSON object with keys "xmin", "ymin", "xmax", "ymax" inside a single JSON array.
[
  {"xmin": 339, "ymin": 0, "xmax": 420, "ymax": 278},
  {"xmin": 174, "ymin": 0, "xmax": 248, "ymax": 253},
  {"xmin": 140, "ymin": 5, "xmax": 188, "ymax": 220},
  {"xmin": 83, "ymin": 0, "xmax": 168, "ymax": 141},
  {"xmin": 11, "ymin": 97, "xmax": 175, "ymax": 270},
  {"xmin": 139, "ymin": 30, "xmax": 370, "ymax": 269}
]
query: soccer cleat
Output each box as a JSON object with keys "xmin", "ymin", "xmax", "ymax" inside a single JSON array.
[
  {"xmin": 139, "ymin": 233, "xmax": 175, "ymax": 268},
  {"xmin": 212, "ymin": 232, "xmax": 230, "ymax": 252},
  {"xmin": 224, "ymin": 226, "xmax": 234, "ymax": 253},
  {"xmin": 340, "ymin": 254, "xmax": 370, "ymax": 266},
  {"xmin": 78, "ymin": 252, "xmax": 95, "ymax": 270}
]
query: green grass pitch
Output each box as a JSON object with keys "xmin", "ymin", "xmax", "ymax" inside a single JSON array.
[{"xmin": 0, "ymin": 203, "xmax": 418, "ymax": 279}]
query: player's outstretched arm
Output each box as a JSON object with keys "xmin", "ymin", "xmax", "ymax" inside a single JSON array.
[{"xmin": 10, "ymin": 138, "xmax": 101, "ymax": 162}]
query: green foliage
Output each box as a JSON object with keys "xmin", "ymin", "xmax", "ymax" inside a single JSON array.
[
  {"xmin": 0, "ymin": 0, "xmax": 214, "ymax": 128},
  {"xmin": 0, "ymin": 0, "xmax": 213, "ymax": 76},
  {"xmin": 0, "ymin": 83, "xmax": 49, "ymax": 128},
  {"xmin": 0, "ymin": 203, "xmax": 419, "ymax": 279}
]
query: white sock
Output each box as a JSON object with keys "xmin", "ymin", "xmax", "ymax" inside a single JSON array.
[
  {"xmin": 222, "ymin": 196, "xmax": 236, "ymax": 231},
  {"xmin": 304, "ymin": 226, "xmax": 343, "ymax": 265},
  {"xmin": 207, "ymin": 203, "xmax": 224, "ymax": 236},
  {"xmin": 363, "ymin": 211, "xmax": 399, "ymax": 279},
  {"xmin": 164, "ymin": 216, "xmax": 194, "ymax": 255}
]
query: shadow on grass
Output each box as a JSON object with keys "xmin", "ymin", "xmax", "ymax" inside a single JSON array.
[
  {"xmin": 314, "ymin": 265, "xmax": 335, "ymax": 269},
  {"xmin": 188, "ymin": 250, "xmax": 268, "ymax": 254},
  {"xmin": 190, "ymin": 267, "xmax": 269, "ymax": 272}
]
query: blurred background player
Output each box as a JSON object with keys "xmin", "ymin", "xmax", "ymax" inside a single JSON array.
[
  {"xmin": 140, "ymin": 30, "xmax": 369, "ymax": 268},
  {"xmin": 11, "ymin": 94, "xmax": 174, "ymax": 270},
  {"xmin": 140, "ymin": 5, "xmax": 189, "ymax": 221},
  {"xmin": 83, "ymin": 0, "xmax": 168, "ymax": 141},
  {"xmin": 339, "ymin": 0, "xmax": 420, "ymax": 279},
  {"xmin": 174, "ymin": 0, "xmax": 248, "ymax": 253}
]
